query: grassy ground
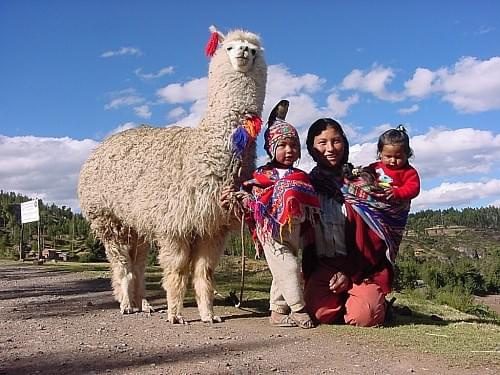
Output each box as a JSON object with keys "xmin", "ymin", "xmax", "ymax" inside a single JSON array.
[{"xmin": 2, "ymin": 257, "xmax": 499, "ymax": 367}]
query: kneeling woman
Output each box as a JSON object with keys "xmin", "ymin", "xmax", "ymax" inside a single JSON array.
[{"xmin": 304, "ymin": 118, "xmax": 392, "ymax": 327}]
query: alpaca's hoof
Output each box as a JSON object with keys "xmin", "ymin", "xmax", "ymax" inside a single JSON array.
[
  {"xmin": 202, "ymin": 314, "xmax": 223, "ymax": 323},
  {"xmin": 120, "ymin": 300, "xmax": 138, "ymax": 315},
  {"xmin": 168, "ymin": 314, "xmax": 188, "ymax": 324},
  {"xmin": 120, "ymin": 306, "xmax": 134, "ymax": 315},
  {"xmin": 141, "ymin": 299, "xmax": 155, "ymax": 315}
]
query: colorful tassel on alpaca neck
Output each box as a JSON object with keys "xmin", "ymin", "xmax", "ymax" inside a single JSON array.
[
  {"xmin": 232, "ymin": 115, "xmax": 263, "ymax": 159},
  {"xmin": 232, "ymin": 126, "xmax": 250, "ymax": 158},
  {"xmin": 243, "ymin": 115, "xmax": 263, "ymax": 139}
]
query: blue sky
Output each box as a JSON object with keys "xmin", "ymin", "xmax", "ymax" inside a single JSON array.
[{"xmin": 1, "ymin": 1, "xmax": 500, "ymax": 212}]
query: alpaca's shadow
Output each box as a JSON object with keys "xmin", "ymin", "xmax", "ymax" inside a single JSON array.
[{"xmin": 144, "ymin": 295, "xmax": 269, "ymax": 323}]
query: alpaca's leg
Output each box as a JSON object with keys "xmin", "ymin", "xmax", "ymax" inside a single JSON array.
[
  {"xmin": 191, "ymin": 233, "xmax": 227, "ymax": 323},
  {"xmin": 89, "ymin": 211, "xmax": 141, "ymax": 314},
  {"xmin": 157, "ymin": 237, "xmax": 191, "ymax": 324},
  {"xmin": 103, "ymin": 237, "xmax": 138, "ymax": 314},
  {"xmin": 131, "ymin": 238, "xmax": 154, "ymax": 313}
]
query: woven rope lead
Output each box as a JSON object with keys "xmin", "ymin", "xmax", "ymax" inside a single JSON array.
[{"xmin": 237, "ymin": 212, "xmax": 246, "ymax": 307}]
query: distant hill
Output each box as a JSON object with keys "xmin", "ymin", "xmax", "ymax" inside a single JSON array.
[
  {"xmin": 1, "ymin": 191, "xmax": 499, "ymax": 296},
  {"xmin": 0, "ymin": 190, "xmax": 101, "ymax": 261}
]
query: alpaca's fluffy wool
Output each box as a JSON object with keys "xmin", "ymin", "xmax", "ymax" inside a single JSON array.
[{"xmin": 77, "ymin": 28, "xmax": 267, "ymax": 322}]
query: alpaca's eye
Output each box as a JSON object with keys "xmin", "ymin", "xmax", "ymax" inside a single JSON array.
[{"xmin": 226, "ymin": 46, "xmax": 233, "ymax": 51}]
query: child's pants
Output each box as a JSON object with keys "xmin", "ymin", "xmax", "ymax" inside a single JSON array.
[{"xmin": 259, "ymin": 223, "xmax": 306, "ymax": 314}]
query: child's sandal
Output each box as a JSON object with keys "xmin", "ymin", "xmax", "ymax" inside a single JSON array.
[
  {"xmin": 290, "ymin": 310, "xmax": 315, "ymax": 329},
  {"xmin": 269, "ymin": 311, "xmax": 297, "ymax": 327}
]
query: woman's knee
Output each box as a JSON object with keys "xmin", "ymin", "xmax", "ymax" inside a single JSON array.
[
  {"xmin": 304, "ymin": 286, "xmax": 343, "ymax": 324},
  {"xmin": 344, "ymin": 283, "xmax": 386, "ymax": 327}
]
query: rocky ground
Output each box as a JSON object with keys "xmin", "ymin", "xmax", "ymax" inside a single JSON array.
[{"xmin": 0, "ymin": 264, "xmax": 498, "ymax": 375}]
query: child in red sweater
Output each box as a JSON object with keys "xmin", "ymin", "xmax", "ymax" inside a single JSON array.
[
  {"xmin": 341, "ymin": 125, "xmax": 420, "ymax": 266},
  {"xmin": 367, "ymin": 125, "xmax": 420, "ymax": 203}
]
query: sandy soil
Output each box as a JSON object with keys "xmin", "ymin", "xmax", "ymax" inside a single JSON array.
[{"xmin": 0, "ymin": 264, "xmax": 497, "ymax": 375}]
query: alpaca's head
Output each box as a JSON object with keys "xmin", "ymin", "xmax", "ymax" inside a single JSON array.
[
  {"xmin": 206, "ymin": 26, "xmax": 264, "ymax": 73},
  {"xmin": 223, "ymin": 31, "xmax": 262, "ymax": 73},
  {"xmin": 204, "ymin": 26, "xmax": 267, "ymax": 117}
]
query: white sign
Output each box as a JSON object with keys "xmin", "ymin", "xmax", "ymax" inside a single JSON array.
[{"xmin": 21, "ymin": 199, "xmax": 40, "ymax": 224}]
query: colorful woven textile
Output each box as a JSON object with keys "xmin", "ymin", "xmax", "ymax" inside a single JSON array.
[
  {"xmin": 310, "ymin": 166, "xmax": 410, "ymax": 264},
  {"xmin": 243, "ymin": 164, "xmax": 319, "ymax": 242}
]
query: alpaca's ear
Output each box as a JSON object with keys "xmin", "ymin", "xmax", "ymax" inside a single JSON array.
[
  {"xmin": 209, "ymin": 25, "xmax": 225, "ymax": 42},
  {"xmin": 268, "ymin": 100, "xmax": 289, "ymax": 125}
]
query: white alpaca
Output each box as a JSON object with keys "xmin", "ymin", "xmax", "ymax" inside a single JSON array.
[{"xmin": 78, "ymin": 26, "xmax": 267, "ymax": 323}]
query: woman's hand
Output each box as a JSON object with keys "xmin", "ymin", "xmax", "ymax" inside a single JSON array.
[{"xmin": 329, "ymin": 271, "xmax": 350, "ymax": 294}]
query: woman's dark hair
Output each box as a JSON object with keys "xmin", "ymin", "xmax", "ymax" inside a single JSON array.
[
  {"xmin": 377, "ymin": 125, "xmax": 413, "ymax": 158},
  {"xmin": 306, "ymin": 118, "xmax": 349, "ymax": 165}
]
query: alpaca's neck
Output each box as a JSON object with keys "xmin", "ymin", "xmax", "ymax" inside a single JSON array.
[{"xmin": 198, "ymin": 59, "xmax": 265, "ymax": 134}]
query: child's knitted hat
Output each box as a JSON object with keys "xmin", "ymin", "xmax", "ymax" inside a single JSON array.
[
  {"xmin": 264, "ymin": 100, "xmax": 300, "ymax": 160},
  {"xmin": 264, "ymin": 119, "xmax": 300, "ymax": 159}
]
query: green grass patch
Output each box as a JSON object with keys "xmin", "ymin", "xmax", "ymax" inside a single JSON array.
[{"xmin": 324, "ymin": 291, "xmax": 499, "ymax": 368}]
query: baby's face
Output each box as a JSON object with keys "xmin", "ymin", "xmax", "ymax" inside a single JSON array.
[{"xmin": 380, "ymin": 144, "xmax": 408, "ymax": 170}]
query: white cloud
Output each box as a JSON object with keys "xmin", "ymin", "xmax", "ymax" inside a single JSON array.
[
  {"xmin": 404, "ymin": 68, "xmax": 437, "ymax": 98},
  {"xmin": 156, "ymin": 77, "xmax": 207, "ymax": 104},
  {"xmin": 165, "ymin": 99, "xmax": 206, "ymax": 128},
  {"xmin": 352, "ymin": 123, "xmax": 392, "ymax": 145},
  {"xmin": 397, "ymin": 104, "xmax": 419, "ymax": 114},
  {"xmin": 405, "ymin": 56, "xmax": 500, "ymax": 112},
  {"xmin": 105, "ymin": 122, "xmax": 137, "ymax": 138},
  {"xmin": 490, "ymin": 199, "xmax": 500, "ymax": 208},
  {"xmin": 0, "ymin": 135, "xmax": 97, "ymax": 211},
  {"xmin": 135, "ymin": 66, "xmax": 174, "ymax": 80},
  {"xmin": 476, "ymin": 25, "xmax": 495, "ymax": 35},
  {"xmin": 325, "ymin": 92, "xmax": 359, "ymax": 118},
  {"xmin": 349, "ymin": 142, "xmax": 378, "ymax": 167},
  {"xmin": 347, "ymin": 127, "xmax": 500, "ymax": 179},
  {"xmin": 134, "ymin": 104, "xmax": 152, "ymax": 119},
  {"xmin": 101, "ymin": 47, "xmax": 142, "ymax": 58},
  {"xmin": 412, "ymin": 179, "xmax": 500, "ymax": 210},
  {"xmin": 167, "ymin": 107, "xmax": 186, "ymax": 120},
  {"xmin": 104, "ymin": 88, "xmax": 145, "ymax": 110},
  {"xmin": 265, "ymin": 65, "xmax": 325, "ymax": 106},
  {"xmin": 341, "ymin": 65, "xmax": 403, "ymax": 102},
  {"xmin": 159, "ymin": 64, "xmax": 330, "ymax": 131},
  {"xmin": 411, "ymin": 127, "xmax": 500, "ymax": 178}
]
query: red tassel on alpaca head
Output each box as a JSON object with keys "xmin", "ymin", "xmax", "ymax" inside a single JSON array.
[{"xmin": 205, "ymin": 26, "xmax": 219, "ymax": 57}]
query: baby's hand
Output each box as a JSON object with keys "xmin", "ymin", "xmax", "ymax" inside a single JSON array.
[
  {"xmin": 383, "ymin": 187, "xmax": 395, "ymax": 201},
  {"xmin": 369, "ymin": 187, "xmax": 394, "ymax": 202}
]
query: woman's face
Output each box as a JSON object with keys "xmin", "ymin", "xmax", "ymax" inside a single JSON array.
[{"xmin": 312, "ymin": 127, "xmax": 346, "ymax": 168}]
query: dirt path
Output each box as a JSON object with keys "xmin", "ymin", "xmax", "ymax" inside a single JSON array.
[{"xmin": 0, "ymin": 264, "xmax": 497, "ymax": 375}]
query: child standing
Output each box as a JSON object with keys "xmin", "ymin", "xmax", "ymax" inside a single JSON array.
[{"xmin": 226, "ymin": 104, "xmax": 319, "ymax": 329}]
